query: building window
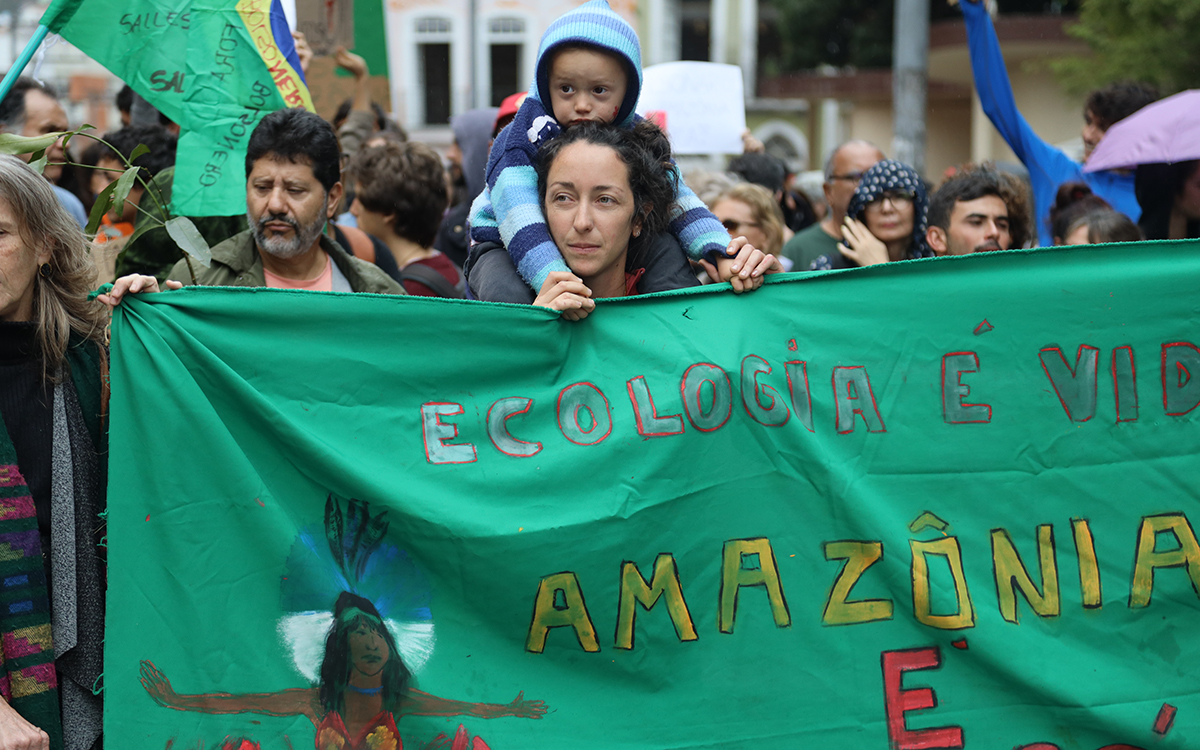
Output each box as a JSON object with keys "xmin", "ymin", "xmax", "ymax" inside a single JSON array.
[
  {"xmin": 489, "ymin": 18, "xmax": 525, "ymax": 34},
  {"xmin": 680, "ymin": 0, "xmax": 710, "ymax": 61},
  {"xmin": 487, "ymin": 16, "xmax": 526, "ymax": 107},
  {"xmin": 416, "ymin": 17, "xmax": 453, "ymax": 125},
  {"xmin": 417, "ymin": 18, "xmax": 451, "ymax": 34},
  {"xmin": 490, "ymin": 45, "xmax": 521, "ymax": 106},
  {"xmin": 420, "ymin": 44, "xmax": 452, "ymax": 124}
]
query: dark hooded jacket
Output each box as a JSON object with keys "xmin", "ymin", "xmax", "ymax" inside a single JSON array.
[{"xmin": 434, "ymin": 108, "xmax": 498, "ymax": 267}]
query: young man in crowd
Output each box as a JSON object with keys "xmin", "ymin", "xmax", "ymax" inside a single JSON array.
[
  {"xmin": 926, "ymin": 164, "xmax": 1032, "ymax": 256},
  {"xmin": 348, "ymin": 140, "xmax": 464, "ymax": 297},
  {"xmin": 780, "ymin": 140, "xmax": 883, "ymax": 271}
]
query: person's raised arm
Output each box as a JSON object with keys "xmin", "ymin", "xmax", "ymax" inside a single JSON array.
[
  {"xmin": 139, "ymin": 661, "xmax": 318, "ymax": 721},
  {"xmin": 291, "ymin": 31, "xmax": 313, "ymax": 75},
  {"xmin": 334, "ymin": 48, "xmax": 375, "ymax": 160},
  {"xmin": 960, "ymin": 0, "xmax": 1069, "ymax": 172}
]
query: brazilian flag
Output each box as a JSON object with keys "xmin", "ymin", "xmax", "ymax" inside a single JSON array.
[{"xmin": 40, "ymin": 0, "xmax": 313, "ymax": 216}]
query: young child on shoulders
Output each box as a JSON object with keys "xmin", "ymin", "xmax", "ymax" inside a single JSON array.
[{"xmin": 469, "ymin": 0, "xmax": 771, "ymax": 296}]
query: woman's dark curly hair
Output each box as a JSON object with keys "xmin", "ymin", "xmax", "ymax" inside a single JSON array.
[{"xmin": 536, "ymin": 119, "xmax": 679, "ymax": 248}]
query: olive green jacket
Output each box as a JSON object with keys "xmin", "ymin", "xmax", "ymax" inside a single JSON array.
[{"xmin": 167, "ymin": 230, "xmax": 405, "ymax": 294}]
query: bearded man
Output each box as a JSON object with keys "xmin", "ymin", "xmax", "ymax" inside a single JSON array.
[{"xmin": 168, "ymin": 108, "xmax": 403, "ymax": 294}]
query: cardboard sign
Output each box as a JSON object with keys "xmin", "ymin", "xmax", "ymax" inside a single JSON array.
[{"xmin": 295, "ymin": 0, "xmax": 354, "ymax": 55}]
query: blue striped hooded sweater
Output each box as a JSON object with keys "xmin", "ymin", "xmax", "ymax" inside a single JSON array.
[{"xmin": 467, "ymin": 0, "xmax": 731, "ymax": 292}]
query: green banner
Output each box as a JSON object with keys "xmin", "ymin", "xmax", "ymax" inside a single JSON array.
[
  {"xmin": 41, "ymin": 0, "xmax": 313, "ymax": 217},
  {"xmin": 107, "ymin": 241, "xmax": 1200, "ymax": 749}
]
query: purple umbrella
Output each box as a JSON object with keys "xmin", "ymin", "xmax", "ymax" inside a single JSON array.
[{"xmin": 1084, "ymin": 89, "xmax": 1200, "ymax": 173}]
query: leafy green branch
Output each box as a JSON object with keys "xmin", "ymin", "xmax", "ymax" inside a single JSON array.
[{"xmin": 0, "ymin": 126, "xmax": 212, "ymax": 282}]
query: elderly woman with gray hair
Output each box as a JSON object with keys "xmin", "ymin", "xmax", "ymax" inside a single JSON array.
[{"xmin": 0, "ymin": 154, "xmax": 108, "ymax": 750}]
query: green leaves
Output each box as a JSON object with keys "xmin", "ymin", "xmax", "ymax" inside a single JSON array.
[
  {"xmin": 111, "ymin": 166, "xmax": 142, "ymax": 217},
  {"xmin": 164, "ymin": 217, "xmax": 212, "ymax": 268},
  {"xmin": 86, "ymin": 165, "xmax": 143, "ymax": 235},
  {"xmin": 0, "ymin": 130, "xmax": 66, "ymax": 155},
  {"xmin": 86, "ymin": 179, "xmax": 118, "ymax": 235},
  {"xmin": 27, "ymin": 149, "xmax": 47, "ymax": 175},
  {"xmin": 61, "ymin": 124, "xmax": 96, "ymax": 151},
  {"xmin": 1052, "ymin": 0, "xmax": 1200, "ymax": 94},
  {"xmin": 32, "ymin": 126, "xmax": 210, "ymax": 268}
]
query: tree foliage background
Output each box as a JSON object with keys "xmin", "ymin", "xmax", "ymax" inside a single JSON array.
[{"xmin": 1051, "ymin": 0, "xmax": 1200, "ymax": 94}]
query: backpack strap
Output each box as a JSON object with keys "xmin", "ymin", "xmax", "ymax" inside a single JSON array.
[{"xmin": 400, "ymin": 263, "xmax": 464, "ymax": 298}]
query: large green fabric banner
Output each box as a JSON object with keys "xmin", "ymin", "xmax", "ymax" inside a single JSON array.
[{"xmin": 107, "ymin": 241, "xmax": 1200, "ymax": 750}]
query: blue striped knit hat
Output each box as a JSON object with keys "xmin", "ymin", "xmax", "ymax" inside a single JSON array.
[{"xmin": 533, "ymin": 0, "xmax": 643, "ymax": 128}]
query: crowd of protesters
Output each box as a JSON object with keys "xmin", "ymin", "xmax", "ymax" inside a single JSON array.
[{"xmin": 0, "ymin": 0, "xmax": 1195, "ymax": 743}]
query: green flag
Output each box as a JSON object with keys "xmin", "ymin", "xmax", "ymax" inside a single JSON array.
[
  {"xmin": 107, "ymin": 242, "xmax": 1200, "ymax": 748},
  {"xmin": 40, "ymin": 0, "xmax": 313, "ymax": 216}
]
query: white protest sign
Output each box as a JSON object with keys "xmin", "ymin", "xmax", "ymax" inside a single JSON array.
[
  {"xmin": 637, "ymin": 62, "xmax": 746, "ymax": 154},
  {"xmin": 280, "ymin": 0, "xmax": 297, "ymax": 29}
]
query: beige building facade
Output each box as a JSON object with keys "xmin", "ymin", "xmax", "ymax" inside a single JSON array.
[
  {"xmin": 760, "ymin": 13, "xmax": 1089, "ymax": 181},
  {"xmin": 381, "ymin": 0, "xmax": 813, "ymax": 167}
]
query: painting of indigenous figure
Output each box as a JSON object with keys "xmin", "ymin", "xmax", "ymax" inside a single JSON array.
[{"xmin": 139, "ymin": 496, "xmax": 545, "ymax": 749}]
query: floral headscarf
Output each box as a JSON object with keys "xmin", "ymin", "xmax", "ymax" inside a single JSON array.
[{"xmin": 846, "ymin": 159, "xmax": 933, "ymax": 259}]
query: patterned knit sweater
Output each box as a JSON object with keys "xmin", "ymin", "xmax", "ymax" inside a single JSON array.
[{"xmin": 468, "ymin": 0, "xmax": 731, "ymax": 292}]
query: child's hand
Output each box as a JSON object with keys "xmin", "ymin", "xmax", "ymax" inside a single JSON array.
[{"xmin": 704, "ymin": 237, "xmax": 778, "ymax": 293}]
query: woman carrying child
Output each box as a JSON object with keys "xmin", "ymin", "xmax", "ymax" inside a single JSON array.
[{"xmin": 466, "ymin": 0, "xmax": 775, "ymax": 302}]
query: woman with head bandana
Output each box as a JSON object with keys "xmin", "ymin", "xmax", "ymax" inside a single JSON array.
[{"xmin": 810, "ymin": 160, "xmax": 934, "ymax": 270}]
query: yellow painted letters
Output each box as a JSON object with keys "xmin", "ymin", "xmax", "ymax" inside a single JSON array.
[
  {"xmin": 615, "ymin": 554, "xmax": 698, "ymax": 649},
  {"xmin": 526, "ymin": 572, "xmax": 600, "ymax": 653},
  {"xmin": 823, "ymin": 541, "xmax": 894, "ymax": 625},
  {"xmin": 719, "ymin": 538, "xmax": 791, "ymax": 633}
]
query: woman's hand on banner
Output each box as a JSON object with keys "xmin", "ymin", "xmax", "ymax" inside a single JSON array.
[
  {"xmin": 0, "ymin": 697, "xmax": 49, "ymax": 750},
  {"xmin": 98, "ymin": 274, "xmax": 183, "ymax": 308}
]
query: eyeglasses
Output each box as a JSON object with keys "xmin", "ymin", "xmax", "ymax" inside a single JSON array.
[
  {"xmin": 865, "ymin": 190, "xmax": 915, "ymax": 210},
  {"xmin": 722, "ymin": 219, "xmax": 761, "ymax": 233},
  {"xmin": 828, "ymin": 171, "xmax": 866, "ymax": 183}
]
